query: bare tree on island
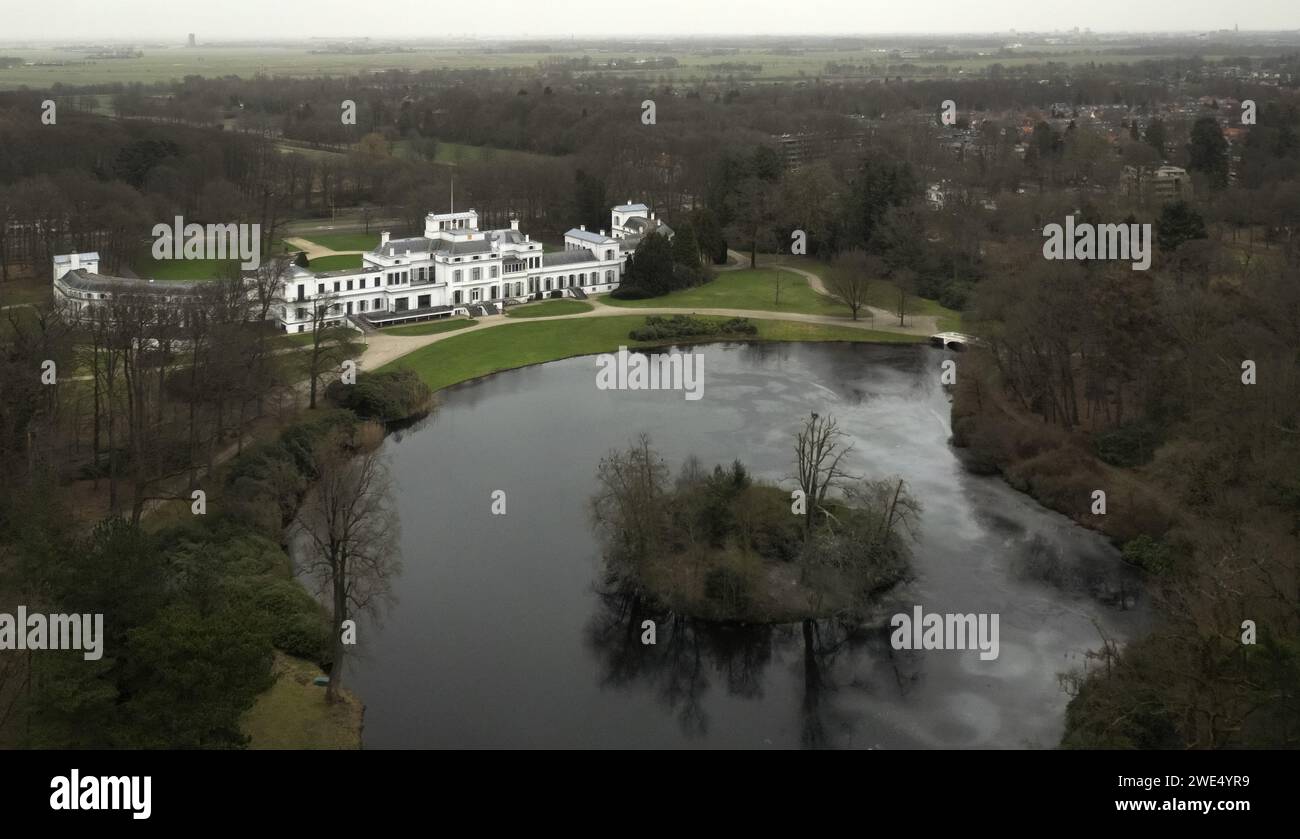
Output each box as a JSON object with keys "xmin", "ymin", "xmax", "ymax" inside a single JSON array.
[
  {"xmin": 296, "ymin": 434, "xmax": 401, "ymax": 703},
  {"xmin": 792, "ymin": 411, "xmax": 855, "ymax": 540},
  {"xmin": 590, "ymin": 432, "xmax": 670, "ymax": 573}
]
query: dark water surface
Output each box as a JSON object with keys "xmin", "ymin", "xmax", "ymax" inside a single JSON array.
[{"xmin": 337, "ymin": 342, "xmax": 1148, "ymax": 748}]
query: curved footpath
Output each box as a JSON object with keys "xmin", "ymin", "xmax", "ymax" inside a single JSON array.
[
  {"xmin": 283, "ymin": 237, "xmax": 366, "ymax": 261},
  {"xmin": 359, "ymin": 253, "xmax": 939, "ymax": 372}
]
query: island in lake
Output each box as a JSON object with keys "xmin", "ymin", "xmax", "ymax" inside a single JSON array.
[{"xmin": 590, "ymin": 412, "xmax": 921, "ymax": 624}]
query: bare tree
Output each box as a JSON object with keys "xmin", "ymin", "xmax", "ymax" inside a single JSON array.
[
  {"xmin": 590, "ymin": 433, "xmax": 670, "ymax": 572},
  {"xmin": 301, "ymin": 294, "xmax": 361, "ymax": 409},
  {"xmin": 792, "ymin": 411, "xmax": 855, "ymax": 540},
  {"xmin": 893, "ymin": 268, "xmax": 918, "ymax": 327},
  {"xmin": 296, "ymin": 434, "xmax": 401, "ymax": 703},
  {"xmin": 825, "ymin": 249, "xmax": 874, "ymax": 321},
  {"xmin": 249, "ymin": 255, "xmax": 290, "ymax": 324}
]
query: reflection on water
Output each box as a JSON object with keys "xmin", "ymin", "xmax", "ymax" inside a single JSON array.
[{"xmin": 343, "ymin": 342, "xmax": 1150, "ymax": 749}]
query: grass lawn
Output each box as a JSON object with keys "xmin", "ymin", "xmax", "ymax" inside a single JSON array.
[
  {"xmin": 505, "ymin": 299, "xmax": 593, "ymax": 318},
  {"xmin": 132, "ymin": 255, "xmax": 239, "ymax": 281},
  {"xmin": 380, "ymin": 318, "xmax": 476, "ymax": 337},
  {"xmin": 307, "ymin": 253, "xmax": 363, "ymax": 271},
  {"xmin": 864, "ymin": 279, "xmax": 964, "ymax": 332},
  {"xmin": 604, "ymin": 268, "xmax": 849, "ymax": 317},
  {"xmin": 241, "ymin": 653, "xmax": 362, "ymax": 749},
  {"xmin": 0, "ymin": 277, "xmax": 51, "ymax": 308},
  {"xmin": 289, "ymin": 232, "xmax": 380, "ymax": 252},
  {"xmin": 382, "ymin": 314, "xmax": 922, "ymax": 391},
  {"xmin": 760, "ymin": 256, "xmax": 964, "ymax": 332}
]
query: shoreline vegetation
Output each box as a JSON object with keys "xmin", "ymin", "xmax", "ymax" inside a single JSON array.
[
  {"xmin": 950, "ymin": 340, "xmax": 1298, "ymax": 749},
  {"xmin": 381, "ymin": 313, "xmax": 924, "ymax": 393},
  {"xmin": 589, "ymin": 417, "xmax": 921, "ymax": 625},
  {"xmin": 4, "ymin": 370, "xmax": 431, "ymax": 749}
]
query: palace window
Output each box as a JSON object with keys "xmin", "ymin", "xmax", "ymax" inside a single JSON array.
[
  {"xmin": 453, "ymin": 269, "xmax": 462, "ymax": 283},
  {"xmin": 347, "ymin": 280, "xmax": 354, "ymax": 291},
  {"xmin": 471, "ymin": 267, "xmax": 482, "ymax": 282}
]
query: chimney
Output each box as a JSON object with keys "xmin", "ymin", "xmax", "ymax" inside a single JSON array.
[
  {"xmin": 525, "ymin": 234, "xmax": 530, "ymax": 242},
  {"xmin": 650, "ymin": 212, "xmax": 655, "ymax": 220},
  {"xmin": 599, "ymin": 230, "xmax": 605, "ymax": 236},
  {"xmin": 381, "ymin": 231, "xmax": 390, "ymax": 247},
  {"xmin": 70, "ymin": 253, "xmax": 80, "ymax": 270},
  {"xmin": 580, "ymin": 224, "xmax": 586, "ymax": 232},
  {"xmin": 510, "ymin": 218, "xmax": 519, "ymax": 231},
  {"xmin": 626, "ymin": 198, "xmax": 631, "ymax": 205}
]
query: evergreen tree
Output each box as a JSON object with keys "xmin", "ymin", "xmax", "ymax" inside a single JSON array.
[
  {"xmin": 1144, "ymin": 118, "xmax": 1167, "ymax": 157},
  {"xmin": 627, "ymin": 232, "xmax": 674, "ymax": 296},
  {"xmin": 1156, "ymin": 200, "xmax": 1208, "ymax": 253},
  {"xmin": 691, "ymin": 207, "xmax": 728, "ymax": 264},
  {"xmin": 671, "ymin": 220, "xmax": 701, "ymax": 282},
  {"xmin": 1187, "ymin": 116, "xmax": 1229, "ymax": 190}
]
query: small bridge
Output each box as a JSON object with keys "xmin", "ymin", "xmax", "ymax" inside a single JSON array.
[{"xmin": 930, "ymin": 332, "xmax": 983, "ymax": 350}]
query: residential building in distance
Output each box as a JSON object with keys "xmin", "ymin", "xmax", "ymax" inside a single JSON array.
[{"xmin": 1121, "ymin": 165, "xmax": 1194, "ymax": 204}]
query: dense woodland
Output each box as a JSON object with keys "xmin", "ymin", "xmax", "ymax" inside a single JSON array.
[{"xmin": 1, "ymin": 51, "xmax": 1298, "ymax": 747}]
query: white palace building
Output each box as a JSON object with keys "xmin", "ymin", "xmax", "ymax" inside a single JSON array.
[{"xmin": 53, "ymin": 202, "xmax": 673, "ymax": 332}]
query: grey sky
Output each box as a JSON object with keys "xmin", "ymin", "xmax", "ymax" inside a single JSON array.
[{"xmin": 0, "ymin": 0, "xmax": 1294, "ymax": 41}]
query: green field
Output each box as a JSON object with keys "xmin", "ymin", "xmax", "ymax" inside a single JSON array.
[
  {"xmin": 381, "ymin": 314, "xmax": 921, "ymax": 391},
  {"xmin": 241, "ymin": 653, "xmax": 361, "ymax": 750},
  {"xmin": 862, "ymin": 279, "xmax": 963, "ymax": 332},
  {"xmin": 763, "ymin": 255, "xmax": 964, "ymax": 330},
  {"xmin": 392, "ymin": 138, "xmax": 561, "ymax": 167},
  {"xmin": 0, "ymin": 45, "xmax": 1239, "ymax": 89},
  {"xmin": 380, "ymin": 318, "xmax": 476, "ymax": 337},
  {"xmin": 131, "ymin": 255, "xmax": 238, "ymax": 281},
  {"xmin": 604, "ymin": 268, "xmax": 849, "ymax": 317},
  {"xmin": 306, "ymin": 254, "xmax": 364, "ymax": 271},
  {"xmin": 505, "ymin": 299, "xmax": 593, "ymax": 318},
  {"xmin": 289, "ymin": 232, "xmax": 379, "ymax": 252},
  {"xmin": 0, "ymin": 278, "xmax": 51, "ymax": 308}
]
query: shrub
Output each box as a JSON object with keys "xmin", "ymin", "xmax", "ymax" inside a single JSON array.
[
  {"xmin": 610, "ymin": 285, "xmax": 654, "ymax": 300},
  {"xmin": 628, "ymin": 314, "xmax": 756, "ymax": 342},
  {"xmin": 1093, "ymin": 422, "xmax": 1160, "ymax": 467},
  {"xmin": 326, "ymin": 369, "xmax": 431, "ymax": 422},
  {"xmin": 938, "ymin": 280, "xmax": 973, "ymax": 311},
  {"xmin": 1121, "ymin": 535, "xmax": 1174, "ymax": 575}
]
